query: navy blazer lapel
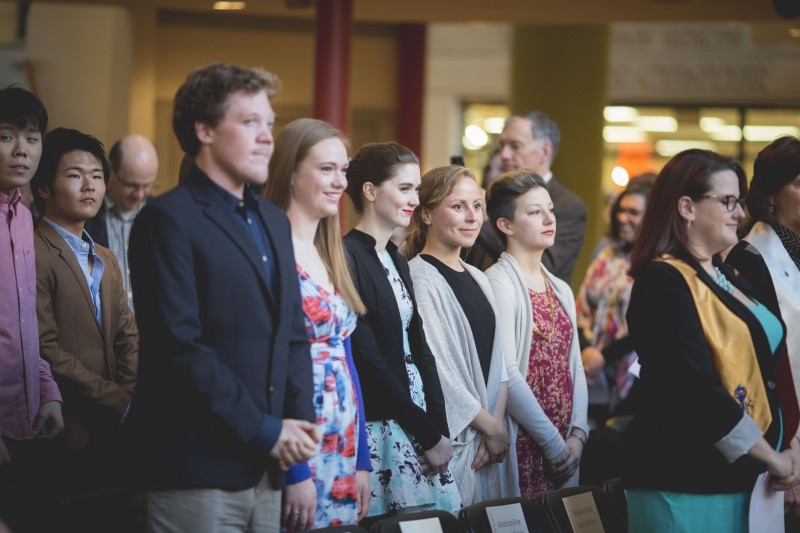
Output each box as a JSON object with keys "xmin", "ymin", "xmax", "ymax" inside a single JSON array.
[
  {"xmin": 38, "ymin": 222, "xmax": 102, "ymax": 336},
  {"xmin": 204, "ymin": 198, "xmax": 277, "ymax": 310},
  {"xmin": 186, "ymin": 169, "xmax": 277, "ymax": 312},
  {"xmin": 255, "ymin": 200, "xmax": 289, "ymax": 310}
]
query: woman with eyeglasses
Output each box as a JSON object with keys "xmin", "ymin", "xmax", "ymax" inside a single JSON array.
[
  {"xmin": 623, "ymin": 149, "xmax": 800, "ymax": 532},
  {"xmin": 726, "ymin": 136, "xmax": 800, "ymax": 517}
]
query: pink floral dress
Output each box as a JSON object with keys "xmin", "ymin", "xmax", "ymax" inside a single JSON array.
[
  {"xmin": 297, "ymin": 265, "xmax": 359, "ymax": 527},
  {"xmin": 516, "ymin": 283, "xmax": 574, "ymax": 501}
]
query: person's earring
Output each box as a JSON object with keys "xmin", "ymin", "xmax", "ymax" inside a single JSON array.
[
  {"xmin": 687, "ymin": 219, "xmax": 692, "ymax": 229},
  {"xmin": 769, "ymin": 203, "xmax": 775, "ymax": 213}
]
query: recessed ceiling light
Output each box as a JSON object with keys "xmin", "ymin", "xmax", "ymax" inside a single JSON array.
[
  {"xmin": 611, "ymin": 166, "xmax": 629, "ymax": 187},
  {"xmin": 655, "ymin": 140, "xmax": 716, "ymax": 158},
  {"xmin": 603, "ymin": 126, "xmax": 647, "ymax": 143},
  {"xmin": 213, "ymin": 1, "xmax": 246, "ymax": 10},
  {"xmin": 743, "ymin": 125, "xmax": 800, "ymax": 142},
  {"xmin": 604, "ymin": 106, "xmax": 638, "ymax": 123},
  {"xmin": 634, "ymin": 116, "xmax": 678, "ymax": 132}
]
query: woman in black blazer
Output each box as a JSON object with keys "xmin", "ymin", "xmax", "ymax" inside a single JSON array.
[
  {"xmin": 343, "ymin": 142, "xmax": 461, "ymax": 518},
  {"xmin": 624, "ymin": 149, "xmax": 800, "ymax": 532}
]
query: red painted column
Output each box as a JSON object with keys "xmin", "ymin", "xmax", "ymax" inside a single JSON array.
[
  {"xmin": 314, "ymin": 0, "xmax": 353, "ymax": 133},
  {"xmin": 394, "ymin": 24, "xmax": 426, "ymax": 157}
]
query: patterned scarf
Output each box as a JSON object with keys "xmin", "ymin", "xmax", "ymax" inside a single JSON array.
[{"xmin": 771, "ymin": 223, "xmax": 800, "ymax": 272}]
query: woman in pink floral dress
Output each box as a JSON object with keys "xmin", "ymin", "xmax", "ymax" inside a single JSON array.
[{"xmin": 485, "ymin": 170, "xmax": 589, "ymax": 500}]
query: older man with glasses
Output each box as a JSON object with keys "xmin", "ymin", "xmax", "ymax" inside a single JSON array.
[{"xmin": 85, "ymin": 134, "xmax": 158, "ymax": 313}]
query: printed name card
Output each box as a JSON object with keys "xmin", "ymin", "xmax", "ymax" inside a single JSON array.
[
  {"xmin": 562, "ymin": 492, "xmax": 606, "ymax": 533},
  {"xmin": 485, "ymin": 502, "xmax": 529, "ymax": 533},
  {"xmin": 399, "ymin": 517, "xmax": 444, "ymax": 533}
]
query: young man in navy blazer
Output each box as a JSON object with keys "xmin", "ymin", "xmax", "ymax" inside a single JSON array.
[{"xmin": 127, "ymin": 63, "xmax": 319, "ymax": 532}]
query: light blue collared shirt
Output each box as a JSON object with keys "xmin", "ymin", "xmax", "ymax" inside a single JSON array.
[{"xmin": 43, "ymin": 216, "xmax": 105, "ymax": 328}]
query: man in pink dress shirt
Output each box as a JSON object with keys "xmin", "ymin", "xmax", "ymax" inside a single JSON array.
[{"xmin": 0, "ymin": 86, "xmax": 63, "ymax": 528}]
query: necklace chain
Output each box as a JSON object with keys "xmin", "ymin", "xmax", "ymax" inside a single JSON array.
[
  {"xmin": 712, "ymin": 266, "xmax": 734, "ymax": 294},
  {"xmin": 532, "ymin": 267, "xmax": 556, "ymax": 340}
]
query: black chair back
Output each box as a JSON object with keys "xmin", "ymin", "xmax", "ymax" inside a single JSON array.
[
  {"xmin": 601, "ymin": 478, "xmax": 627, "ymax": 528},
  {"xmin": 459, "ymin": 496, "xmax": 549, "ymax": 533},
  {"xmin": 370, "ymin": 509, "xmax": 463, "ymax": 533}
]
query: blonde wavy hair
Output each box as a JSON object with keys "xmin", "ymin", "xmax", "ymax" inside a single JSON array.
[{"xmin": 403, "ymin": 165, "xmax": 477, "ymax": 260}]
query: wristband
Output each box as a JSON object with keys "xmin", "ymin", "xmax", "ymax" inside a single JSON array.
[{"xmin": 568, "ymin": 434, "xmax": 586, "ymax": 446}]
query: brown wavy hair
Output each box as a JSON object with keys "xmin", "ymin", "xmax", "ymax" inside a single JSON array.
[
  {"xmin": 629, "ymin": 149, "xmax": 746, "ymax": 279},
  {"xmin": 264, "ymin": 118, "xmax": 365, "ymax": 314},
  {"xmin": 172, "ymin": 63, "xmax": 281, "ymax": 157}
]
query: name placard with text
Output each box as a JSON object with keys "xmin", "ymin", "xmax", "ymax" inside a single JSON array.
[
  {"xmin": 485, "ymin": 502, "xmax": 529, "ymax": 533},
  {"xmin": 562, "ymin": 492, "xmax": 606, "ymax": 533}
]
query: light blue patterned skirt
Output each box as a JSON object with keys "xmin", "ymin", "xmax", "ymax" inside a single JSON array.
[{"xmin": 366, "ymin": 360, "xmax": 462, "ymax": 516}]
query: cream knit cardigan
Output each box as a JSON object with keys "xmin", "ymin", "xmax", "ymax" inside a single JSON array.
[
  {"xmin": 742, "ymin": 222, "xmax": 800, "ymax": 404},
  {"xmin": 485, "ymin": 252, "xmax": 589, "ymax": 488},
  {"xmin": 408, "ymin": 256, "xmax": 516, "ymax": 505}
]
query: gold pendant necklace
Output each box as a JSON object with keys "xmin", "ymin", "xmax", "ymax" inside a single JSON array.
[{"xmin": 532, "ymin": 267, "xmax": 556, "ymax": 340}]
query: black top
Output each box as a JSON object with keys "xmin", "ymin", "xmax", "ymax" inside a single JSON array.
[
  {"xmin": 622, "ymin": 259, "xmax": 796, "ymax": 494},
  {"xmin": 420, "ymin": 254, "xmax": 495, "ymax": 384},
  {"xmin": 726, "ymin": 240, "xmax": 781, "ymax": 316},
  {"xmin": 343, "ymin": 230, "xmax": 449, "ymax": 450}
]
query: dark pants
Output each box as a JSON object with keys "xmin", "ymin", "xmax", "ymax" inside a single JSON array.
[{"xmin": 0, "ymin": 437, "xmax": 137, "ymax": 532}]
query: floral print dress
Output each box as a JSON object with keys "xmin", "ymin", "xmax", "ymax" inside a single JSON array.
[
  {"xmin": 365, "ymin": 251, "xmax": 462, "ymax": 516},
  {"xmin": 297, "ymin": 265, "xmax": 360, "ymax": 527},
  {"xmin": 576, "ymin": 244, "xmax": 637, "ymax": 407},
  {"xmin": 516, "ymin": 283, "xmax": 574, "ymax": 501}
]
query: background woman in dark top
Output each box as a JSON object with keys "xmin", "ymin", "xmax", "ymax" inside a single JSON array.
[
  {"xmin": 624, "ymin": 149, "xmax": 800, "ymax": 532},
  {"xmin": 343, "ymin": 142, "xmax": 460, "ymax": 517}
]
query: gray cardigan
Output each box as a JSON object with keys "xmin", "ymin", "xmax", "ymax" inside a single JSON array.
[{"xmin": 408, "ymin": 255, "xmax": 515, "ymax": 504}]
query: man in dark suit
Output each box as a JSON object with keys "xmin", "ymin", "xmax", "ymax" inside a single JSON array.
[
  {"xmin": 499, "ymin": 111, "xmax": 587, "ymax": 283},
  {"xmin": 127, "ymin": 63, "xmax": 318, "ymax": 532}
]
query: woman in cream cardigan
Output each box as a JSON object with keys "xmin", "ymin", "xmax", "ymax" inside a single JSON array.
[
  {"xmin": 484, "ymin": 170, "xmax": 589, "ymax": 500},
  {"xmin": 404, "ymin": 165, "xmax": 513, "ymax": 505}
]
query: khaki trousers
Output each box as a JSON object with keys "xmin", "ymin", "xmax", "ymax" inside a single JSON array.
[{"xmin": 145, "ymin": 472, "xmax": 280, "ymax": 533}]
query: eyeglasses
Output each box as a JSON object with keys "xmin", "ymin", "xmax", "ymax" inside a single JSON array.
[
  {"xmin": 117, "ymin": 177, "xmax": 158, "ymax": 195},
  {"xmin": 697, "ymin": 194, "xmax": 744, "ymax": 212}
]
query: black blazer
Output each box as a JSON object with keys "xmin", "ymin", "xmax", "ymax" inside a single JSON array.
[
  {"xmin": 726, "ymin": 241, "xmax": 781, "ymax": 315},
  {"xmin": 544, "ymin": 177, "xmax": 587, "ymax": 284},
  {"xmin": 126, "ymin": 166, "xmax": 314, "ymax": 491},
  {"xmin": 623, "ymin": 259, "xmax": 795, "ymax": 493},
  {"xmin": 344, "ymin": 229, "xmax": 449, "ymax": 450}
]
